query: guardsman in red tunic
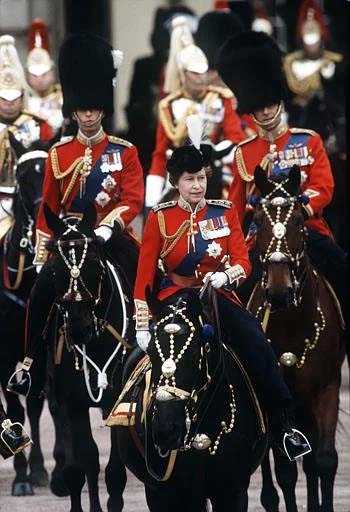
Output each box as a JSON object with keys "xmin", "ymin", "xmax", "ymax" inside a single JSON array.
[
  {"xmin": 135, "ymin": 128, "xmax": 311, "ymax": 460},
  {"xmin": 25, "ymin": 19, "xmax": 63, "ymax": 134},
  {"xmin": 217, "ymin": 30, "xmax": 347, "ymax": 327},
  {"xmin": 0, "ymin": 34, "xmax": 53, "ymax": 243},
  {"xmin": 145, "ymin": 16, "xmax": 246, "ymax": 209},
  {"xmin": 8, "ymin": 34, "xmax": 143, "ymax": 398}
]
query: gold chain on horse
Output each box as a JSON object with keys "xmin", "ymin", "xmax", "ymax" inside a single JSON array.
[{"xmin": 256, "ymin": 178, "xmax": 326, "ymax": 368}]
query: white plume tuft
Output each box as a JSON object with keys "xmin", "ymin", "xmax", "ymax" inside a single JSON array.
[
  {"xmin": 186, "ymin": 114, "xmax": 204, "ymax": 150},
  {"xmin": 112, "ymin": 49, "xmax": 123, "ymax": 69}
]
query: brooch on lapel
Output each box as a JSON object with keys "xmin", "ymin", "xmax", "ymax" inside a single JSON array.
[
  {"xmin": 100, "ymin": 150, "xmax": 123, "ymax": 173},
  {"xmin": 95, "ymin": 191, "xmax": 110, "ymax": 207},
  {"xmin": 206, "ymin": 241, "xmax": 223, "ymax": 259},
  {"xmin": 199, "ymin": 216, "xmax": 230, "ymax": 240}
]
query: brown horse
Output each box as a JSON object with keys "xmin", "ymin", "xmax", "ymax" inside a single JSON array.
[{"xmin": 247, "ymin": 166, "xmax": 345, "ymax": 512}]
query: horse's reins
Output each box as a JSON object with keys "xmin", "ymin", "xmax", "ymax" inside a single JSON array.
[
  {"xmin": 56, "ymin": 227, "xmax": 129, "ymax": 402},
  {"xmin": 3, "ymin": 185, "xmax": 38, "ymax": 290}
]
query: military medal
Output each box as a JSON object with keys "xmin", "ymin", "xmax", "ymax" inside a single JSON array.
[
  {"xmin": 206, "ymin": 241, "xmax": 223, "ymax": 259},
  {"xmin": 100, "ymin": 150, "xmax": 122, "ymax": 173},
  {"xmin": 95, "ymin": 191, "xmax": 110, "ymax": 207},
  {"xmin": 199, "ymin": 216, "xmax": 230, "ymax": 240},
  {"xmin": 278, "ymin": 144, "xmax": 314, "ymax": 170},
  {"xmin": 102, "ymin": 175, "xmax": 116, "ymax": 192}
]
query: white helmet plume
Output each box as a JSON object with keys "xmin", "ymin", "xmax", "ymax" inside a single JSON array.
[{"xmin": 186, "ymin": 114, "xmax": 204, "ymax": 151}]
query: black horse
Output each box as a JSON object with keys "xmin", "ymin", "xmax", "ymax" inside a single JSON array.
[
  {"xmin": 113, "ymin": 287, "xmax": 268, "ymax": 512},
  {"xmin": 0, "ymin": 149, "xmax": 50, "ymax": 495},
  {"xmin": 41, "ymin": 203, "xmax": 133, "ymax": 512}
]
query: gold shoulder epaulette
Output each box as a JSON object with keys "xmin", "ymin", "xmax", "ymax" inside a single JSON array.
[
  {"xmin": 290, "ymin": 127, "xmax": 317, "ymax": 136},
  {"xmin": 159, "ymin": 89, "xmax": 182, "ymax": 110},
  {"xmin": 51, "ymin": 136, "xmax": 74, "ymax": 149},
  {"xmin": 323, "ymin": 50, "xmax": 343, "ymax": 63},
  {"xmin": 207, "ymin": 85, "xmax": 233, "ymax": 99},
  {"xmin": 107, "ymin": 135, "xmax": 133, "ymax": 148},
  {"xmin": 237, "ymin": 134, "xmax": 258, "ymax": 148},
  {"xmin": 207, "ymin": 199, "xmax": 232, "ymax": 209},
  {"xmin": 152, "ymin": 201, "xmax": 177, "ymax": 212}
]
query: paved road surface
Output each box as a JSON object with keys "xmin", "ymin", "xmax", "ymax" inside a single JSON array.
[{"xmin": 0, "ymin": 364, "xmax": 349, "ymax": 511}]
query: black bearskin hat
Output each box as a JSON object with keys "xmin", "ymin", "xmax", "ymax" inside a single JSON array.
[
  {"xmin": 217, "ymin": 31, "xmax": 286, "ymax": 114},
  {"xmin": 195, "ymin": 10, "xmax": 243, "ymax": 69},
  {"xmin": 59, "ymin": 33, "xmax": 117, "ymax": 118},
  {"xmin": 167, "ymin": 144, "xmax": 212, "ymax": 185}
]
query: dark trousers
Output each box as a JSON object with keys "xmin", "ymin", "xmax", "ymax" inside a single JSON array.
[
  {"xmin": 306, "ymin": 229, "xmax": 348, "ymax": 327},
  {"xmin": 216, "ymin": 293, "xmax": 292, "ymax": 413}
]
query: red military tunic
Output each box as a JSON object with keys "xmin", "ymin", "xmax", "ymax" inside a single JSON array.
[
  {"xmin": 134, "ymin": 197, "xmax": 251, "ymax": 326},
  {"xmin": 2, "ymin": 110, "xmax": 54, "ymax": 147},
  {"xmin": 34, "ymin": 131, "xmax": 144, "ymax": 264},
  {"xmin": 148, "ymin": 85, "xmax": 246, "ymax": 178},
  {"xmin": 229, "ymin": 125, "xmax": 334, "ymax": 237}
]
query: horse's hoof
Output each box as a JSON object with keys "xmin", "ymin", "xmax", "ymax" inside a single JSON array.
[
  {"xmin": 50, "ymin": 472, "xmax": 69, "ymax": 497},
  {"xmin": 12, "ymin": 481, "xmax": 34, "ymax": 496},
  {"xmin": 30, "ymin": 468, "xmax": 49, "ymax": 487}
]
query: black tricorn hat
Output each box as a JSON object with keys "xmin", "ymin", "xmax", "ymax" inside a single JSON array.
[
  {"xmin": 216, "ymin": 31, "xmax": 286, "ymax": 114},
  {"xmin": 195, "ymin": 10, "xmax": 244, "ymax": 69},
  {"xmin": 167, "ymin": 144, "xmax": 212, "ymax": 185},
  {"xmin": 59, "ymin": 33, "xmax": 117, "ymax": 118}
]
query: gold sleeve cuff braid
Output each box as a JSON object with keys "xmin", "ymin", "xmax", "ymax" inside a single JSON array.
[
  {"xmin": 224, "ymin": 264, "xmax": 246, "ymax": 286},
  {"xmin": 134, "ymin": 300, "xmax": 151, "ymax": 330},
  {"xmin": 33, "ymin": 229, "xmax": 50, "ymax": 265},
  {"xmin": 99, "ymin": 206, "xmax": 130, "ymax": 230}
]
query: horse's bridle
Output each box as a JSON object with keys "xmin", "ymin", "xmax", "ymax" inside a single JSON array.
[
  {"xmin": 56, "ymin": 222, "xmax": 102, "ymax": 305},
  {"xmin": 257, "ymin": 179, "xmax": 307, "ymax": 306},
  {"xmin": 151, "ymin": 295, "xmax": 236, "ymax": 456}
]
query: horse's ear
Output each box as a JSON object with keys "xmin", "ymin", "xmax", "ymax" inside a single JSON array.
[
  {"xmin": 43, "ymin": 203, "xmax": 66, "ymax": 238},
  {"xmin": 254, "ymin": 166, "xmax": 273, "ymax": 197},
  {"xmin": 79, "ymin": 203, "xmax": 97, "ymax": 235},
  {"xmin": 285, "ymin": 165, "xmax": 301, "ymax": 196},
  {"xmin": 145, "ymin": 286, "xmax": 162, "ymax": 317}
]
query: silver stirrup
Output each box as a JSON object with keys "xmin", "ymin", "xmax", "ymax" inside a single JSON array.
[
  {"xmin": 6, "ymin": 368, "xmax": 31, "ymax": 398},
  {"xmin": 283, "ymin": 428, "xmax": 312, "ymax": 461}
]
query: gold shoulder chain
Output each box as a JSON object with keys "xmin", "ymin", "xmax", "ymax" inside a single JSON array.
[
  {"xmin": 236, "ymin": 147, "xmax": 254, "ymax": 182},
  {"xmin": 157, "ymin": 210, "xmax": 190, "ymax": 259}
]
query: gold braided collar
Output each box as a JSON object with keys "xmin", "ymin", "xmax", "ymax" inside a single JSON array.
[
  {"xmin": 178, "ymin": 196, "xmax": 206, "ymax": 213},
  {"xmin": 76, "ymin": 128, "xmax": 105, "ymax": 146},
  {"xmin": 258, "ymin": 119, "xmax": 289, "ymax": 141}
]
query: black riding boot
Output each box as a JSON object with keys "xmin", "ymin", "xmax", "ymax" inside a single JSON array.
[
  {"xmin": 216, "ymin": 293, "xmax": 311, "ymax": 460},
  {"xmin": 7, "ymin": 262, "xmax": 55, "ymax": 397},
  {"xmin": 269, "ymin": 408, "xmax": 311, "ymax": 461}
]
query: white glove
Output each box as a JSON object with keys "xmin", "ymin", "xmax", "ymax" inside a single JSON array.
[
  {"xmin": 35, "ymin": 264, "xmax": 43, "ymax": 274},
  {"xmin": 136, "ymin": 330, "xmax": 151, "ymax": 352},
  {"xmin": 203, "ymin": 271, "xmax": 228, "ymax": 289},
  {"xmin": 94, "ymin": 225, "xmax": 113, "ymax": 242},
  {"xmin": 145, "ymin": 175, "xmax": 165, "ymax": 208},
  {"xmin": 321, "ymin": 61, "xmax": 335, "ymax": 79}
]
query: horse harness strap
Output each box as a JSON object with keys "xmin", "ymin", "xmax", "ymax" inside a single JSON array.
[
  {"xmin": 3, "ymin": 251, "xmax": 26, "ymax": 290},
  {"xmin": 225, "ymin": 346, "xmax": 266, "ymax": 434}
]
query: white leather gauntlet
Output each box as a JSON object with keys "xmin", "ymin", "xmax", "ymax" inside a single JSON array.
[
  {"xmin": 94, "ymin": 225, "xmax": 113, "ymax": 242},
  {"xmin": 136, "ymin": 330, "xmax": 151, "ymax": 352},
  {"xmin": 224, "ymin": 264, "xmax": 246, "ymax": 287}
]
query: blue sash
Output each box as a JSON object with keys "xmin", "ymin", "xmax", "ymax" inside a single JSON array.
[
  {"xmin": 70, "ymin": 142, "xmax": 126, "ymax": 213},
  {"xmin": 160, "ymin": 205, "xmax": 227, "ymax": 290}
]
